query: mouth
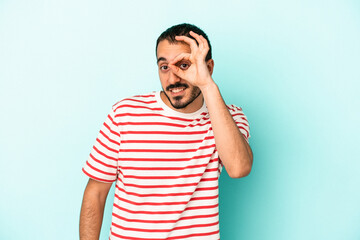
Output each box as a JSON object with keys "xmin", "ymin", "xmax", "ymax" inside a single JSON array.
[
  {"xmin": 170, "ymin": 87, "xmax": 186, "ymax": 94},
  {"xmin": 167, "ymin": 84, "xmax": 188, "ymax": 96}
]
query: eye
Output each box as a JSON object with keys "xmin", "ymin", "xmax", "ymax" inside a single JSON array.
[
  {"xmin": 160, "ymin": 65, "xmax": 169, "ymax": 71},
  {"xmin": 176, "ymin": 60, "xmax": 191, "ymax": 70},
  {"xmin": 179, "ymin": 63, "xmax": 189, "ymax": 70}
]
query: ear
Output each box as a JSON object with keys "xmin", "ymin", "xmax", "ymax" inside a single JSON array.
[{"xmin": 206, "ymin": 59, "xmax": 215, "ymax": 75}]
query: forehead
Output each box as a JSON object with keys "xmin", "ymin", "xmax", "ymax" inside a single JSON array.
[{"xmin": 156, "ymin": 40, "xmax": 191, "ymax": 63}]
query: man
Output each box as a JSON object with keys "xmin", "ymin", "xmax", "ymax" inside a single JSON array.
[{"xmin": 80, "ymin": 23, "xmax": 253, "ymax": 240}]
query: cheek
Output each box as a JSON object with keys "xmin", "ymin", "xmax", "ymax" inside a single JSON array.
[{"xmin": 158, "ymin": 74, "xmax": 168, "ymax": 87}]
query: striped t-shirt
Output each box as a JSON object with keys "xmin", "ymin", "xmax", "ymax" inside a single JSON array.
[{"xmin": 82, "ymin": 91, "xmax": 250, "ymax": 240}]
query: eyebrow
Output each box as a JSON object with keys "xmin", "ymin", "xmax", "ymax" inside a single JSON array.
[{"xmin": 157, "ymin": 57, "xmax": 167, "ymax": 64}]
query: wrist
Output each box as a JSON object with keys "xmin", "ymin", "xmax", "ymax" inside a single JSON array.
[{"xmin": 199, "ymin": 79, "xmax": 218, "ymax": 94}]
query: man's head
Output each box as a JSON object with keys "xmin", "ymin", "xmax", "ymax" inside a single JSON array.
[
  {"xmin": 156, "ymin": 23, "xmax": 214, "ymax": 112},
  {"xmin": 156, "ymin": 23, "xmax": 212, "ymax": 62}
]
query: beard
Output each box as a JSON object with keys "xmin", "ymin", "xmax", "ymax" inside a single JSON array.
[{"xmin": 163, "ymin": 84, "xmax": 202, "ymax": 109}]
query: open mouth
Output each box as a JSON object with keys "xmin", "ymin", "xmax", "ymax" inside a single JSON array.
[
  {"xmin": 166, "ymin": 83, "xmax": 189, "ymax": 97},
  {"xmin": 170, "ymin": 87, "xmax": 186, "ymax": 93}
]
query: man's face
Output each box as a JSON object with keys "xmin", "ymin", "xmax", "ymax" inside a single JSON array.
[{"xmin": 156, "ymin": 40, "xmax": 202, "ymax": 111}]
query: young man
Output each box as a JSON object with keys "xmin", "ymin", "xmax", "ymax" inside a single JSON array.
[{"xmin": 80, "ymin": 23, "xmax": 253, "ymax": 240}]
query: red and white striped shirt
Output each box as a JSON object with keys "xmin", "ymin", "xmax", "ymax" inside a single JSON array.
[{"xmin": 83, "ymin": 91, "xmax": 250, "ymax": 240}]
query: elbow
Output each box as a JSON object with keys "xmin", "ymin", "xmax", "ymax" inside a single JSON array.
[
  {"xmin": 228, "ymin": 165, "xmax": 252, "ymax": 178},
  {"xmin": 228, "ymin": 156, "xmax": 253, "ymax": 178}
]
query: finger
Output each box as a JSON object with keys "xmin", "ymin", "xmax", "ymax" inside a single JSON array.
[
  {"xmin": 199, "ymin": 35, "xmax": 209, "ymax": 50},
  {"xmin": 168, "ymin": 53, "xmax": 191, "ymax": 77},
  {"xmin": 175, "ymin": 35, "xmax": 199, "ymax": 53},
  {"xmin": 192, "ymin": 33, "xmax": 209, "ymax": 57},
  {"xmin": 198, "ymin": 35, "xmax": 210, "ymax": 58},
  {"xmin": 188, "ymin": 32, "xmax": 209, "ymax": 59},
  {"xmin": 168, "ymin": 53, "xmax": 190, "ymax": 78},
  {"xmin": 169, "ymin": 52, "xmax": 191, "ymax": 66},
  {"xmin": 168, "ymin": 64, "xmax": 186, "ymax": 79},
  {"xmin": 189, "ymin": 31, "xmax": 204, "ymax": 49}
]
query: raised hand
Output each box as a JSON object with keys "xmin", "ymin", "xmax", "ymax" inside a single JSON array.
[{"xmin": 168, "ymin": 31, "xmax": 213, "ymax": 89}]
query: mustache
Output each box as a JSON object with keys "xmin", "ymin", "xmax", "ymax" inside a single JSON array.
[{"xmin": 166, "ymin": 83, "xmax": 189, "ymax": 91}]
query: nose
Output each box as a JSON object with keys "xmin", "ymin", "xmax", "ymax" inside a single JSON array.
[{"xmin": 168, "ymin": 69, "xmax": 181, "ymax": 84}]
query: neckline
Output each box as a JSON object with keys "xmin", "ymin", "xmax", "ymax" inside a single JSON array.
[{"xmin": 155, "ymin": 90, "xmax": 207, "ymax": 118}]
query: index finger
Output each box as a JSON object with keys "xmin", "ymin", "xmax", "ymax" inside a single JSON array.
[
  {"xmin": 169, "ymin": 52, "xmax": 191, "ymax": 66},
  {"xmin": 175, "ymin": 35, "xmax": 199, "ymax": 52}
]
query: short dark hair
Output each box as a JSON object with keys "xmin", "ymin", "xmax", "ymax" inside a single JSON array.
[{"xmin": 156, "ymin": 23, "xmax": 212, "ymax": 61}]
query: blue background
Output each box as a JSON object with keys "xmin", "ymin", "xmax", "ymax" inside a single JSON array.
[{"xmin": 0, "ymin": 0, "xmax": 359, "ymax": 239}]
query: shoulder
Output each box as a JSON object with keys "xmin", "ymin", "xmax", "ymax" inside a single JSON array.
[
  {"xmin": 226, "ymin": 104, "xmax": 244, "ymax": 113},
  {"xmin": 226, "ymin": 104, "xmax": 248, "ymax": 121}
]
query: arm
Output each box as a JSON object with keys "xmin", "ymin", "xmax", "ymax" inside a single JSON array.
[
  {"xmin": 79, "ymin": 179, "xmax": 113, "ymax": 240},
  {"xmin": 169, "ymin": 31, "xmax": 253, "ymax": 178},
  {"xmin": 200, "ymin": 82, "xmax": 253, "ymax": 178}
]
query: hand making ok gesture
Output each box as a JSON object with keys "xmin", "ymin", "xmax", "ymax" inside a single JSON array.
[{"xmin": 168, "ymin": 31, "xmax": 214, "ymax": 89}]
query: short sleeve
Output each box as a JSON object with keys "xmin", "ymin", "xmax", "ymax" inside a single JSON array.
[
  {"xmin": 218, "ymin": 104, "xmax": 251, "ymax": 174},
  {"xmin": 82, "ymin": 106, "xmax": 120, "ymax": 183},
  {"xmin": 228, "ymin": 104, "xmax": 251, "ymax": 142}
]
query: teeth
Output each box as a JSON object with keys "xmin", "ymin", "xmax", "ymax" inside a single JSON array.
[{"xmin": 171, "ymin": 88, "xmax": 185, "ymax": 93}]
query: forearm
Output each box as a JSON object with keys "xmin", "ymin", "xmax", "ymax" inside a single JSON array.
[
  {"xmin": 79, "ymin": 187, "xmax": 107, "ymax": 240},
  {"xmin": 200, "ymin": 80, "xmax": 253, "ymax": 178}
]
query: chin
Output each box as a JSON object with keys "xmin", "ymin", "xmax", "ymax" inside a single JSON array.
[
  {"xmin": 169, "ymin": 96, "xmax": 190, "ymax": 109},
  {"xmin": 163, "ymin": 86, "xmax": 201, "ymax": 110},
  {"xmin": 171, "ymin": 101, "xmax": 189, "ymax": 109}
]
